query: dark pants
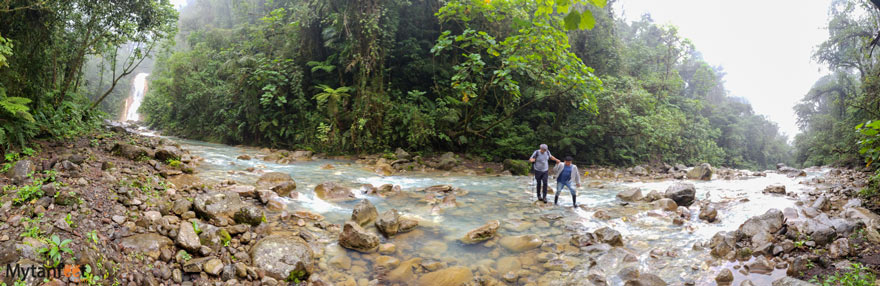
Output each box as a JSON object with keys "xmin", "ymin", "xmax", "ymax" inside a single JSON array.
[
  {"xmin": 535, "ymin": 170, "xmax": 548, "ymax": 201},
  {"xmin": 555, "ymin": 181, "xmax": 577, "ymax": 206}
]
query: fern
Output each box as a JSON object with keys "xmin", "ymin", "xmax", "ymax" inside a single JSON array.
[{"xmin": 0, "ymin": 96, "xmax": 34, "ymax": 122}]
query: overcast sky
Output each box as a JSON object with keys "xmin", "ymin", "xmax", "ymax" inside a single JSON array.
[{"xmin": 614, "ymin": 0, "xmax": 834, "ymax": 139}]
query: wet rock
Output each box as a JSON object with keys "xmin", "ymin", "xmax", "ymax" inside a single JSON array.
[
  {"xmin": 314, "ymin": 182, "xmax": 356, "ymax": 201},
  {"xmin": 416, "ymin": 266, "xmax": 473, "ymax": 286},
  {"xmin": 828, "ymin": 238, "xmax": 850, "ymax": 259},
  {"xmin": 7, "ymin": 159, "xmax": 34, "ymax": 183},
  {"xmin": 119, "ymin": 233, "xmax": 173, "ymax": 260},
  {"xmin": 739, "ymin": 209, "xmax": 783, "ymax": 238},
  {"xmin": 699, "ymin": 205, "xmax": 718, "ymax": 222},
  {"xmin": 625, "ymin": 273, "xmax": 667, "ymax": 286},
  {"xmin": 398, "ymin": 218, "xmax": 418, "ymax": 233},
  {"xmin": 715, "ymin": 269, "xmax": 733, "ymax": 284},
  {"xmin": 375, "ymin": 255, "xmax": 400, "ymax": 269},
  {"xmin": 193, "ymin": 192, "xmax": 244, "ymax": 224},
  {"xmin": 763, "ymin": 184, "xmax": 786, "ymax": 195},
  {"xmin": 644, "ymin": 190, "xmax": 663, "ymax": 202},
  {"xmin": 250, "ymin": 233, "xmax": 313, "ymax": 280},
  {"xmin": 617, "ymin": 188, "xmax": 644, "ymax": 202},
  {"xmin": 709, "ymin": 232, "xmax": 736, "ymax": 258},
  {"xmin": 654, "ymin": 198, "xmax": 678, "ymax": 211},
  {"xmin": 594, "ymin": 227, "xmax": 624, "ymax": 247},
  {"xmin": 351, "ymin": 199, "xmax": 378, "ymax": 226},
  {"xmin": 496, "ymin": 256, "xmax": 521, "ymax": 273},
  {"xmin": 776, "ymin": 164, "xmax": 806, "ymax": 177},
  {"xmin": 747, "ymin": 256, "xmax": 774, "ymax": 274},
  {"xmin": 686, "ymin": 163, "xmax": 713, "ymax": 180},
  {"xmin": 255, "ymin": 172, "xmax": 296, "ymax": 196},
  {"xmin": 618, "ymin": 266, "xmax": 640, "ymax": 281},
  {"xmin": 233, "ymin": 206, "xmax": 264, "ymax": 226},
  {"xmin": 112, "ymin": 143, "xmax": 150, "ymax": 160},
  {"xmin": 339, "ymin": 221, "xmax": 380, "ymax": 252},
  {"xmin": 204, "ymin": 258, "xmax": 224, "ymax": 276},
  {"xmin": 375, "ymin": 209, "xmax": 401, "ymax": 237},
  {"xmin": 461, "ymin": 220, "xmax": 501, "ymax": 244},
  {"xmin": 377, "ymin": 184, "xmax": 402, "ymax": 197},
  {"xmin": 499, "ymin": 234, "xmax": 542, "ymax": 252},
  {"xmin": 664, "ymin": 182, "xmax": 696, "ymax": 207},
  {"xmin": 176, "ymin": 221, "xmax": 202, "ymax": 252},
  {"xmin": 503, "ymin": 159, "xmax": 529, "ymax": 176},
  {"xmin": 237, "ymin": 154, "xmax": 251, "ymax": 160},
  {"xmin": 771, "ymin": 277, "xmax": 814, "ymax": 286}
]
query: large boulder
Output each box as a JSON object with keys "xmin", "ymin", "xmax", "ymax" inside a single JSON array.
[
  {"xmin": 155, "ymin": 145, "xmax": 182, "ymax": 162},
  {"xmin": 502, "ymin": 159, "xmax": 530, "ymax": 176},
  {"xmin": 664, "ymin": 182, "xmax": 696, "ymax": 207},
  {"xmin": 255, "ymin": 172, "xmax": 296, "ymax": 196},
  {"xmin": 234, "ymin": 206, "xmax": 264, "ymax": 226},
  {"xmin": 709, "ymin": 231, "xmax": 736, "ymax": 258},
  {"xmin": 417, "ymin": 266, "xmax": 473, "ymax": 286},
  {"xmin": 339, "ymin": 221, "xmax": 380, "ymax": 252},
  {"xmin": 776, "ymin": 164, "xmax": 807, "ymax": 177},
  {"xmin": 653, "ymin": 198, "xmax": 678, "ymax": 211},
  {"xmin": 617, "ymin": 188, "xmax": 644, "ymax": 202},
  {"xmin": 631, "ymin": 166, "xmax": 648, "ymax": 176},
  {"xmin": 739, "ymin": 209, "xmax": 784, "ymax": 239},
  {"xmin": 7, "ymin": 159, "xmax": 34, "ymax": 183},
  {"xmin": 314, "ymin": 182, "xmax": 356, "ymax": 201},
  {"xmin": 193, "ymin": 192, "xmax": 244, "ymax": 224},
  {"xmin": 461, "ymin": 220, "xmax": 500, "ymax": 244},
  {"xmin": 499, "ymin": 234, "xmax": 542, "ymax": 252},
  {"xmin": 352, "ymin": 199, "xmax": 378, "ymax": 226},
  {"xmin": 250, "ymin": 233, "xmax": 314, "ymax": 281},
  {"xmin": 394, "ymin": 148, "xmax": 412, "ymax": 160},
  {"xmin": 436, "ymin": 152, "xmax": 459, "ymax": 170},
  {"xmin": 112, "ymin": 143, "xmax": 150, "ymax": 160},
  {"xmin": 686, "ymin": 163, "xmax": 713, "ymax": 180}
]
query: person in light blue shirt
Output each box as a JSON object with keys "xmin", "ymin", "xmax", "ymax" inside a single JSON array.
[{"xmin": 551, "ymin": 156, "xmax": 581, "ymax": 207}]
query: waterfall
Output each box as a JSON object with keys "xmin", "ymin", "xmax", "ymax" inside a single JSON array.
[{"xmin": 121, "ymin": 73, "xmax": 149, "ymax": 122}]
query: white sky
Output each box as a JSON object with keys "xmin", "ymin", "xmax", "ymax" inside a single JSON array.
[{"xmin": 615, "ymin": 0, "xmax": 833, "ymax": 139}]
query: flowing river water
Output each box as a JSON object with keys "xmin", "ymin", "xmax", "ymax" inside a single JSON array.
[{"xmin": 124, "ymin": 74, "xmax": 823, "ymax": 285}]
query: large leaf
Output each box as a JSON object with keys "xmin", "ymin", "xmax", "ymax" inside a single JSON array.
[
  {"xmin": 563, "ymin": 11, "xmax": 581, "ymax": 31},
  {"xmin": 579, "ymin": 9, "xmax": 596, "ymax": 30}
]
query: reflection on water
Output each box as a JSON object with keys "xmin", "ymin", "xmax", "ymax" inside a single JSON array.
[{"xmin": 158, "ymin": 135, "xmax": 820, "ymax": 284}]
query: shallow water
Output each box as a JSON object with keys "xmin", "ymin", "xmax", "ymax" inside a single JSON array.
[{"xmin": 155, "ymin": 134, "xmax": 820, "ymax": 285}]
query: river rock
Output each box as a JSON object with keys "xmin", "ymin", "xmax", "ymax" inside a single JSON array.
[
  {"xmin": 594, "ymin": 227, "xmax": 624, "ymax": 247},
  {"xmin": 625, "ymin": 273, "xmax": 667, "ymax": 286},
  {"xmin": 461, "ymin": 220, "xmax": 500, "ymax": 244},
  {"xmin": 664, "ymin": 182, "xmax": 696, "ymax": 207},
  {"xmin": 250, "ymin": 233, "xmax": 313, "ymax": 280},
  {"xmin": 776, "ymin": 164, "xmax": 806, "ymax": 177},
  {"xmin": 352, "ymin": 199, "xmax": 378, "ymax": 226},
  {"xmin": 193, "ymin": 192, "xmax": 244, "ymax": 224},
  {"xmin": 739, "ymin": 209, "xmax": 783, "ymax": 243},
  {"xmin": 394, "ymin": 147, "xmax": 411, "ymax": 160},
  {"xmin": 233, "ymin": 205, "xmax": 264, "ymax": 226},
  {"xmin": 686, "ymin": 163, "xmax": 713, "ymax": 180},
  {"xmin": 631, "ymin": 166, "xmax": 648, "ymax": 176},
  {"xmin": 398, "ymin": 218, "xmax": 418, "ymax": 233},
  {"xmin": 7, "ymin": 159, "xmax": 34, "ymax": 183},
  {"xmin": 376, "ymin": 209, "xmax": 401, "ymax": 236},
  {"xmin": 654, "ymin": 198, "xmax": 678, "ymax": 211},
  {"xmin": 176, "ymin": 221, "xmax": 202, "ymax": 252},
  {"xmin": 314, "ymin": 182, "xmax": 356, "ymax": 201},
  {"xmin": 339, "ymin": 221, "xmax": 380, "ymax": 252},
  {"xmin": 644, "ymin": 190, "xmax": 663, "ymax": 202},
  {"xmin": 763, "ymin": 184, "xmax": 786, "ymax": 195},
  {"xmin": 255, "ymin": 172, "xmax": 296, "ymax": 196},
  {"xmin": 715, "ymin": 269, "xmax": 733, "ymax": 284},
  {"xmin": 828, "ymin": 238, "xmax": 850, "ymax": 259},
  {"xmin": 155, "ymin": 145, "xmax": 182, "ymax": 162},
  {"xmin": 112, "ymin": 143, "xmax": 150, "ymax": 160},
  {"xmin": 772, "ymin": 277, "xmax": 815, "ymax": 286},
  {"xmin": 699, "ymin": 204, "xmax": 718, "ymax": 222},
  {"xmin": 503, "ymin": 159, "xmax": 530, "ymax": 176},
  {"xmin": 204, "ymin": 258, "xmax": 223, "ymax": 276},
  {"xmin": 417, "ymin": 266, "xmax": 473, "ymax": 286},
  {"xmin": 435, "ymin": 152, "xmax": 459, "ymax": 170},
  {"xmin": 119, "ymin": 233, "xmax": 173, "ymax": 260},
  {"xmin": 617, "ymin": 188, "xmax": 644, "ymax": 202},
  {"xmin": 499, "ymin": 234, "xmax": 542, "ymax": 252},
  {"xmin": 709, "ymin": 231, "xmax": 736, "ymax": 258}
]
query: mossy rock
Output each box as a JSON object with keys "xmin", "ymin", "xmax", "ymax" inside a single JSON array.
[
  {"xmin": 502, "ymin": 159, "xmax": 530, "ymax": 176},
  {"xmin": 54, "ymin": 191, "xmax": 79, "ymax": 206}
]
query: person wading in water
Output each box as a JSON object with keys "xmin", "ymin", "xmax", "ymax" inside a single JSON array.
[
  {"xmin": 529, "ymin": 144, "xmax": 560, "ymax": 203},
  {"xmin": 551, "ymin": 156, "xmax": 581, "ymax": 208}
]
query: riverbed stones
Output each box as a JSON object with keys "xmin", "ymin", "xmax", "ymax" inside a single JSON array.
[
  {"xmin": 499, "ymin": 234, "xmax": 542, "ymax": 252},
  {"xmin": 828, "ymin": 238, "xmax": 850, "ymax": 259},
  {"xmin": 375, "ymin": 209, "xmax": 417, "ymax": 237},
  {"xmin": 204, "ymin": 258, "xmax": 224, "ymax": 276},
  {"xmin": 314, "ymin": 182, "xmax": 356, "ymax": 201},
  {"xmin": 250, "ymin": 233, "xmax": 313, "ymax": 280},
  {"xmin": 715, "ymin": 269, "xmax": 733, "ymax": 284},
  {"xmin": 119, "ymin": 233, "xmax": 173, "ymax": 260},
  {"xmin": 416, "ymin": 266, "xmax": 473, "ymax": 286},
  {"xmin": 193, "ymin": 192, "xmax": 244, "ymax": 224},
  {"xmin": 461, "ymin": 220, "xmax": 501, "ymax": 244},
  {"xmin": 617, "ymin": 188, "xmax": 644, "ymax": 202},
  {"xmin": 763, "ymin": 184, "xmax": 786, "ymax": 195},
  {"xmin": 625, "ymin": 273, "xmax": 667, "ymax": 286},
  {"xmin": 339, "ymin": 221, "xmax": 380, "ymax": 252},
  {"xmin": 772, "ymin": 277, "xmax": 815, "ymax": 286},
  {"xmin": 176, "ymin": 221, "xmax": 202, "ymax": 252},
  {"xmin": 594, "ymin": 227, "xmax": 624, "ymax": 247},
  {"xmin": 709, "ymin": 231, "xmax": 736, "ymax": 258},
  {"xmin": 233, "ymin": 205, "xmax": 264, "ymax": 226},
  {"xmin": 352, "ymin": 199, "xmax": 378, "ymax": 226},
  {"xmin": 699, "ymin": 204, "xmax": 719, "ymax": 222},
  {"xmin": 664, "ymin": 182, "xmax": 696, "ymax": 207},
  {"xmin": 7, "ymin": 159, "xmax": 34, "ymax": 183},
  {"xmin": 654, "ymin": 198, "xmax": 678, "ymax": 211},
  {"xmin": 255, "ymin": 172, "xmax": 296, "ymax": 196},
  {"xmin": 686, "ymin": 163, "xmax": 713, "ymax": 180},
  {"xmin": 496, "ymin": 256, "xmax": 521, "ymax": 273}
]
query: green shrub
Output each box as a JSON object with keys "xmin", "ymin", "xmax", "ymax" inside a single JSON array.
[{"xmin": 810, "ymin": 263, "xmax": 875, "ymax": 286}]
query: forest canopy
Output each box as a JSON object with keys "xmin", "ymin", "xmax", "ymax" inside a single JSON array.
[{"xmin": 137, "ymin": 0, "xmax": 794, "ymax": 170}]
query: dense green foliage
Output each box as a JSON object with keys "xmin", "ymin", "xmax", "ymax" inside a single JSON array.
[
  {"xmin": 794, "ymin": 0, "xmax": 880, "ymax": 168},
  {"xmin": 142, "ymin": 0, "xmax": 793, "ymax": 169},
  {"xmin": 0, "ymin": 0, "xmax": 177, "ymax": 152}
]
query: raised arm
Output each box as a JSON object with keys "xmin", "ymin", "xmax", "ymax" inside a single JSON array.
[{"xmin": 549, "ymin": 154, "xmax": 561, "ymax": 163}]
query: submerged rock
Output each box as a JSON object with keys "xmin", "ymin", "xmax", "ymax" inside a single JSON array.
[
  {"xmin": 654, "ymin": 198, "xmax": 678, "ymax": 211},
  {"xmin": 314, "ymin": 182, "xmax": 356, "ymax": 201},
  {"xmin": 461, "ymin": 220, "xmax": 500, "ymax": 244},
  {"xmin": 594, "ymin": 227, "xmax": 624, "ymax": 247},
  {"xmin": 699, "ymin": 204, "xmax": 718, "ymax": 222},
  {"xmin": 339, "ymin": 221, "xmax": 380, "ymax": 252},
  {"xmin": 499, "ymin": 234, "xmax": 542, "ymax": 252},
  {"xmin": 417, "ymin": 266, "xmax": 473, "ymax": 286},
  {"xmin": 352, "ymin": 199, "xmax": 379, "ymax": 226}
]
